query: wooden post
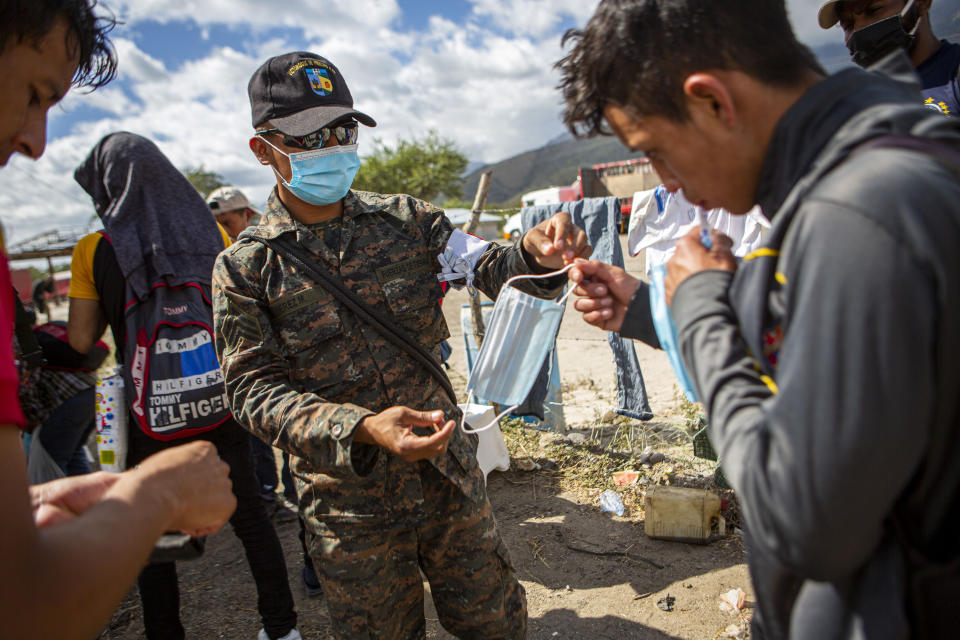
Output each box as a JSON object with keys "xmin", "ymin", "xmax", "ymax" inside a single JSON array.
[{"xmin": 463, "ymin": 171, "xmax": 492, "ymax": 347}]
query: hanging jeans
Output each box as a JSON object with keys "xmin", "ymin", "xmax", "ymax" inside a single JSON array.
[{"xmin": 517, "ymin": 198, "xmax": 653, "ymax": 421}]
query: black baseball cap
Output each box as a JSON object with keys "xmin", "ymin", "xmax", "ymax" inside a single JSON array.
[{"xmin": 248, "ymin": 51, "xmax": 376, "ymax": 135}]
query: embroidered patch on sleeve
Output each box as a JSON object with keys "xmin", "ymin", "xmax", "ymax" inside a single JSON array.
[{"xmin": 221, "ymin": 299, "xmax": 263, "ymax": 354}]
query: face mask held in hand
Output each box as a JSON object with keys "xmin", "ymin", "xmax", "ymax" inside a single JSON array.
[
  {"xmin": 259, "ymin": 137, "xmax": 360, "ymax": 206},
  {"xmin": 462, "ymin": 264, "xmax": 575, "ymax": 433},
  {"xmin": 846, "ymin": 0, "xmax": 920, "ymax": 68},
  {"xmin": 649, "ymin": 203, "xmax": 711, "ymax": 403}
]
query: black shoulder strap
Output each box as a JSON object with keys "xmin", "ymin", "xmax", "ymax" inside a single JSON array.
[
  {"xmin": 12, "ymin": 289, "xmax": 45, "ymax": 368},
  {"xmin": 251, "ymin": 235, "xmax": 458, "ymax": 406}
]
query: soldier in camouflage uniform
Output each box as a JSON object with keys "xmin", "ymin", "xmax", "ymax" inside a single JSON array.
[{"xmin": 212, "ymin": 52, "xmax": 591, "ymax": 640}]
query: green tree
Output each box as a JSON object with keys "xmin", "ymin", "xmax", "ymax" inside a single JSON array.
[
  {"xmin": 182, "ymin": 165, "xmax": 226, "ymax": 198},
  {"xmin": 353, "ymin": 130, "xmax": 468, "ymax": 202}
]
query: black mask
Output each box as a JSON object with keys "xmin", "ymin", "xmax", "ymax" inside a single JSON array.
[{"xmin": 847, "ymin": 0, "xmax": 920, "ymax": 68}]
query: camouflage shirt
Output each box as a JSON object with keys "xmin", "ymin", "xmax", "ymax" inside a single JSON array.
[{"xmin": 212, "ymin": 188, "xmax": 563, "ymax": 531}]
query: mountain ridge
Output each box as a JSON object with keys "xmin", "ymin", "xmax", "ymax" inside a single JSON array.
[{"xmin": 462, "ymin": 134, "xmax": 644, "ymax": 206}]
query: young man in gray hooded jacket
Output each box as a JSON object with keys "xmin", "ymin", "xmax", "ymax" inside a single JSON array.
[{"xmin": 562, "ymin": 0, "xmax": 960, "ymax": 638}]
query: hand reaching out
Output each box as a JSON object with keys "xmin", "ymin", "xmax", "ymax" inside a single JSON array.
[
  {"xmin": 569, "ymin": 259, "xmax": 641, "ymax": 332},
  {"xmin": 521, "ymin": 211, "xmax": 592, "ymax": 270}
]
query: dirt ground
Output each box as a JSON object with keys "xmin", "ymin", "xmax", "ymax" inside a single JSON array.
[{"xmin": 88, "ymin": 238, "xmax": 753, "ymax": 639}]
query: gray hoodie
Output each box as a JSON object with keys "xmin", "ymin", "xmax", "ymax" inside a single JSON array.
[{"xmin": 629, "ymin": 57, "xmax": 960, "ymax": 638}]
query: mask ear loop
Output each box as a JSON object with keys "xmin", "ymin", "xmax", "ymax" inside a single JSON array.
[
  {"xmin": 460, "ymin": 400, "xmax": 523, "ymax": 434},
  {"xmin": 255, "ymin": 135, "xmax": 295, "ymax": 187},
  {"xmin": 902, "ymin": 0, "xmax": 921, "ymax": 36},
  {"xmin": 460, "ymin": 262, "xmax": 576, "ymax": 434}
]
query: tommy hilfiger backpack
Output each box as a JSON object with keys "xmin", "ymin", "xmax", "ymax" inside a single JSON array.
[{"xmin": 122, "ymin": 278, "xmax": 231, "ymax": 440}]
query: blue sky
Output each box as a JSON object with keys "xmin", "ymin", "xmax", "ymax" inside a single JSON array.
[{"xmin": 1, "ymin": 0, "xmax": 957, "ymax": 251}]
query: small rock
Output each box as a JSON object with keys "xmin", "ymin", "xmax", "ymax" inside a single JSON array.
[
  {"xmin": 722, "ymin": 624, "xmax": 748, "ymax": 639},
  {"xmin": 648, "ymin": 453, "xmax": 666, "ymax": 465},
  {"xmin": 565, "ymin": 432, "xmax": 588, "ymax": 445},
  {"xmin": 516, "ymin": 458, "xmax": 540, "ymax": 472},
  {"xmin": 639, "ymin": 445, "xmax": 653, "ymax": 465},
  {"xmin": 565, "ymin": 585, "xmax": 573, "ymax": 592},
  {"xmin": 684, "ymin": 583, "xmax": 693, "ymax": 589},
  {"xmin": 539, "ymin": 432, "xmax": 562, "ymax": 447}
]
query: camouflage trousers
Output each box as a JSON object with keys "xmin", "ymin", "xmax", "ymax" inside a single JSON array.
[{"xmin": 306, "ymin": 463, "xmax": 527, "ymax": 639}]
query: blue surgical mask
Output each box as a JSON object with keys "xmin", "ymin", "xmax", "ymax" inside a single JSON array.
[
  {"xmin": 649, "ymin": 263, "xmax": 699, "ymax": 402},
  {"xmin": 463, "ymin": 265, "xmax": 573, "ymax": 433},
  {"xmin": 649, "ymin": 197, "xmax": 706, "ymax": 402},
  {"xmin": 260, "ymin": 137, "xmax": 360, "ymax": 205}
]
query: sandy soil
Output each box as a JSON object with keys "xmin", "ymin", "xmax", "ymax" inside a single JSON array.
[{"xmin": 89, "ymin": 238, "xmax": 753, "ymax": 639}]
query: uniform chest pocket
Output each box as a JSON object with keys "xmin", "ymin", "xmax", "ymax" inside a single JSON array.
[
  {"xmin": 270, "ymin": 285, "xmax": 343, "ymax": 371},
  {"xmin": 377, "ymin": 254, "xmax": 449, "ymax": 344},
  {"xmin": 377, "ymin": 252, "xmax": 443, "ymax": 316}
]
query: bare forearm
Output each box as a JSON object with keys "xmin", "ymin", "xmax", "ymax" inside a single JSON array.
[
  {"xmin": 2, "ymin": 423, "xmax": 233, "ymax": 637},
  {"xmin": 67, "ymin": 297, "xmax": 107, "ymax": 353},
  {"xmin": 9, "ymin": 473, "xmax": 179, "ymax": 638}
]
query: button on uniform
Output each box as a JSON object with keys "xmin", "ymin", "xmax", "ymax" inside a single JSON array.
[{"xmin": 331, "ymin": 423, "xmax": 343, "ymax": 438}]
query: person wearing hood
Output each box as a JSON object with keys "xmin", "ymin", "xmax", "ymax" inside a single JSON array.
[
  {"xmin": 68, "ymin": 132, "xmax": 301, "ymax": 640},
  {"xmin": 561, "ymin": 0, "xmax": 960, "ymax": 637},
  {"xmin": 0, "ymin": 2, "xmax": 236, "ymax": 639},
  {"xmin": 818, "ymin": 0, "xmax": 959, "ymax": 116}
]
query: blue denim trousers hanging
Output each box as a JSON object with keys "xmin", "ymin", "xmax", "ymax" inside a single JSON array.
[{"xmin": 518, "ymin": 198, "xmax": 653, "ymax": 421}]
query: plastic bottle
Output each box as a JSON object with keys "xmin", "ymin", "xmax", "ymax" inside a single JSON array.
[
  {"xmin": 95, "ymin": 368, "xmax": 128, "ymax": 472},
  {"xmin": 599, "ymin": 489, "xmax": 625, "ymax": 516}
]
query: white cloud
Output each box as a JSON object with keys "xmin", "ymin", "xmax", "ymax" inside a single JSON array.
[
  {"xmin": 0, "ymin": 41, "xmax": 269, "ymax": 246},
  {"xmin": 0, "ymin": 0, "xmax": 878, "ymax": 244},
  {"xmin": 787, "ymin": 0, "xmax": 846, "ymax": 49},
  {"xmin": 113, "ymin": 37, "xmax": 170, "ymax": 83},
  {"xmin": 470, "ymin": 0, "xmax": 599, "ymax": 38},
  {"xmin": 111, "ymin": 0, "xmax": 403, "ymax": 38}
]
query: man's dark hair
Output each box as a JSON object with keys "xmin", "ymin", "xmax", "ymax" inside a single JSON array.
[
  {"xmin": 0, "ymin": 0, "xmax": 118, "ymax": 89},
  {"xmin": 557, "ymin": 0, "xmax": 825, "ymax": 136}
]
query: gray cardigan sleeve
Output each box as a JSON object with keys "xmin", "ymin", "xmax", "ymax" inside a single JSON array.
[
  {"xmin": 619, "ymin": 281, "xmax": 661, "ymax": 349},
  {"xmin": 670, "ymin": 203, "xmax": 934, "ymax": 580}
]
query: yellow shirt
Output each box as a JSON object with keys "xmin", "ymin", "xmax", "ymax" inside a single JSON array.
[{"xmin": 69, "ymin": 225, "xmax": 231, "ymax": 301}]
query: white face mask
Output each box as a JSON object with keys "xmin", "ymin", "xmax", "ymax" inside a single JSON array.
[{"xmin": 462, "ymin": 264, "xmax": 574, "ymax": 433}]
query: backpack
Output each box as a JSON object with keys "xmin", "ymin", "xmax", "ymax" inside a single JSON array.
[
  {"xmin": 122, "ymin": 278, "xmax": 230, "ymax": 441},
  {"xmin": 34, "ymin": 321, "xmax": 109, "ymax": 371}
]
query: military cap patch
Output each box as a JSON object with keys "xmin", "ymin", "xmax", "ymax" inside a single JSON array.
[{"xmin": 306, "ymin": 68, "xmax": 333, "ymax": 96}]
